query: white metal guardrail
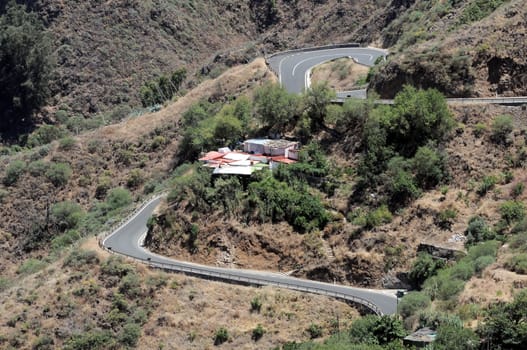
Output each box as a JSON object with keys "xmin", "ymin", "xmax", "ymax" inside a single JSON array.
[
  {"xmin": 375, "ymin": 97, "xmax": 527, "ymax": 105},
  {"xmin": 97, "ymin": 193, "xmax": 384, "ymax": 316}
]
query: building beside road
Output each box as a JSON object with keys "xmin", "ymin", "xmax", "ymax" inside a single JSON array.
[{"xmin": 199, "ymin": 139, "xmax": 300, "ymax": 176}]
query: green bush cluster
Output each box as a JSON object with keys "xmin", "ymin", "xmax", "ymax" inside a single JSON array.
[
  {"xmin": 359, "ymin": 86, "xmax": 452, "ymax": 207},
  {"xmin": 3, "ymin": 159, "xmax": 26, "ymax": 186},
  {"xmin": 26, "ymin": 125, "xmax": 67, "ymax": 147},
  {"xmin": 490, "ymin": 114, "xmax": 513, "ymax": 144},
  {"xmin": 45, "ymin": 162, "xmax": 72, "ymax": 187},
  {"xmin": 477, "ymin": 290, "xmax": 527, "ymax": 349},
  {"xmin": 459, "ymin": 0, "xmax": 506, "ymax": 25},
  {"xmin": 248, "ymin": 174, "xmax": 329, "ymax": 232},
  {"xmin": 140, "ymin": 68, "xmax": 186, "ymax": 107},
  {"xmin": 422, "ymin": 241, "xmax": 499, "ymax": 301},
  {"xmin": 177, "ymin": 98, "xmax": 248, "ymax": 162}
]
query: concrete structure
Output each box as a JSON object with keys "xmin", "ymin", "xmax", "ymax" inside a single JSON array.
[
  {"xmin": 403, "ymin": 328, "xmax": 437, "ymax": 348},
  {"xmin": 243, "ymin": 139, "xmax": 299, "ymax": 157}
]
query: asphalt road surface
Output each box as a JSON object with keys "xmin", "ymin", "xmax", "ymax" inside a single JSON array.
[
  {"xmin": 267, "ymin": 47, "xmax": 387, "ymax": 94},
  {"xmin": 102, "ymin": 196, "xmax": 398, "ymax": 315}
]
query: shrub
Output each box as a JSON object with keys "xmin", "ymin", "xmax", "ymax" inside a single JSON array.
[
  {"xmin": 3, "ymin": 160, "xmax": 26, "ymax": 186},
  {"xmin": 413, "ymin": 145, "xmax": 447, "ymax": 188},
  {"xmin": 307, "ymin": 323, "xmax": 323, "ymax": 339},
  {"xmin": 58, "ymin": 136, "xmax": 76, "ymax": 150},
  {"xmin": 465, "ymin": 216, "xmax": 494, "ymax": 245},
  {"xmin": 27, "ymin": 125, "xmax": 66, "ymax": 147},
  {"xmin": 214, "ymin": 327, "xmax": 229, "ymax": 345},
  {"xmin": 17, "ymin": 258, "xmax": 47, "ymax": 275},
  {"xmin": 63, "ymin": 249, "xmax": 99, "ymax": 269},
  {"xmin": 100, "ymin": 256, "xmax": 134, "ymax": 277},
  {"xmin": 252, "ymin": 324, "xmax": 265, "ymax": 341},
  {"xmin": 126, "ymin": 169, "xmax": 144, "ymax": 189},
  {"xmin": 466, "ymin": 240, "xmax": 500, "ymax": 261},
  {"xmin": 473, "ymin": 123, "xmax": 487, "ymax": 137},
  {"xmin": 511, "ymin": 182, "xmax": 525, "ymax": 198},
  {"xmin": 106, "ymin": 187, "xmax": 132, "ymax": 210},
  {"xmin": 500, "ymin": 200, "xmax": 526, "ymax": 225},
  {"xmin": 51, "ymin": 201, "xmax": 84, "ymax": 231},
  {"xmin": 490, "ymin": 114, "xmax": 513, "ymax": 144},
  {"xmin": 364, "ymin": 205, "xmax": 393, "ymax": 229},
  {"xmin": 250, "ymin": 296, "xmax": 262, "ymax": 313},
  {"xmin": 32, "ymin": 335, "xmax": 54, "ymax": 350},
  {"xmin": 398, "ymin": 292, "xmax": 431, "ymax": 318},
  {"xmin": 474, "ymin": 255, "xmax": 495, "ymax": 274},
  {"xmin": 28, "ymin": 160, "xmax": 50, "ymax": 177},
  {"xmin": 477, "ymin": 175, "xmax": 498, "ymax": 196},
  {"xmin": 64, "ymin": 330, "xmax": 114, "ymax": 350},
  {"xmin": 119, "ymin": 273, "xmax": 142, "ymax": 298},
  {"xmin": 45, "ymin": 162, "xmax": 72, "ymax": 187},
  {"xmin": 450, "ymin": 261, "xmax": 476, "ymax": 281},
  {"xmin": 409, "ymin": 253, "xmax": 446, "ymax": 288},
  {"xmin": 118, "ymin": 323, "xmax": 141, "ymax": 347},
  {"xmin": 434, "ymin": 324, "xmax": 479, "ymax": 350},
  {"xmin": 436, "ymin": 208, "xmax": 457, "ymax": 229},
  {"xmin": 0, "ymin": 188, "xmax": 8, "ymax": 203},
  {"xmin": 505, "ymin": 254, "xmax": 527, "ymax": 274},
  {"xmin": 51, "ymin": 230, "xmax": 81, "ymax": 252},
  {"xmin": 423, "ymin": 271, "xmax": 464, "ymax": 301},
  {"xmin": 459, "ymin": 0, "xmax": 506, "ymax": 25}
]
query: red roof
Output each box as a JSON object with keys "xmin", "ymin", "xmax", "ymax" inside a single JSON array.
[
  {"xmin": 271, "ymin": 156, "xmax": 297, "ymax": 164},
  {"xmin": 199, "ymin": 151, "xmax": 224, "ymax": 161}
]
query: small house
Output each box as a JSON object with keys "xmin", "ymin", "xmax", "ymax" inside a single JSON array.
[{"xmin": 243, "ymin": 139, "xmax": 299, "ymax": 157}]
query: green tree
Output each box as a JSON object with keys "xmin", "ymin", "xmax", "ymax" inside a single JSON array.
[
  {"xmin": 106, "ymin": 188, "xmax": 132, "ymax": 210},
  {"xmin": 304, "ymin": 82, "xmax": 336, "ymax": 131},
  {"xmin": 51, "ymin": 201, "xmax": 84, "ymax": 231},
  {"xmin": 397, "ymin": 292, "xmax": 431, "ymax": 318},
  {"xmin": 434, "ymin": 324, "xmax": 479, "ymax": 350},
  {"xmin": 478, "ymin": 290, "xmax": 527, "ymax": 349},
  {"xmin": 254, "ymin": 82, "xmax": 299, "ymax": 133},
  {"xmin": 388, "ymin": 85, "xmax": 454, "ymax": 156},
  {"xmin": 0, "ymin": 3, "xmax": 54, "ymax": 137},
  {"xmin": 413, "ymin": 145, "xmax": 447, "ymax": 188},
  {"xmin": 409, "ymin": 253, "xmax": 445, "ymax": 288}
]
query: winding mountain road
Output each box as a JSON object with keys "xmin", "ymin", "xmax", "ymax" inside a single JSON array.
[
  {"xmin": 102, "ymin": 195, "xmax": 398, "ymax": 315},
  {"xmin": 267, "ymin": 45, "xmax": 527, "ymax": 105},
  {"xmin": 267, "ymin": 46, "xmax": 387, "ymax": 94}
]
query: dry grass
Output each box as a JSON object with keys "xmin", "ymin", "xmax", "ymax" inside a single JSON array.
[
  {"xmin": 84, "ymin": 58, "xmax": 272, "ymax": 143},
  {"xmin": 311, "ymin": 58, "xmax": 369, "ymax": 90},
  {"xmin": 0, "ymin": 250, "xmax": 358, "ymax": 350}
]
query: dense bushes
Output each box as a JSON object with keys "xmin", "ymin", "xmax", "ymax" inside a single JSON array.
[
  {"xmin": 0, "ymin": 3, "xmax": 54, "ymax": 137},
  {"xmin": 3, "ymin": 160, "xmax": 26, "ymax": 186},
  {"xmin": 177, "ymin": 99, "xmax": 248, "ymax": 162},
  {"xmin": 140, "ymin": 68, "xmax": 186, "ymax": 107},
  {"xmin": 248, "ymin": 175, "xmax": 329, "ymax": 232},
  {"xmin": 478, "ymin": 290, "xmax": 527, "ymax": 349},
  {"xmin": 359, "ymin": 86, "xmax": 452, "ymax": 207},
  {"xmin": 167, "ymin": 164, "xmax": 329, "ymax": 233}
]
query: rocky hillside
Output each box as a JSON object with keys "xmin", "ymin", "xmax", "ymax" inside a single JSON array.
[
  {"xmin": 368, "ymin": 0, "xmax": 527, "ymax": 98},
  {"xmin": 11, "ymin": 0, "xmax": 382, "ymax": 116}
]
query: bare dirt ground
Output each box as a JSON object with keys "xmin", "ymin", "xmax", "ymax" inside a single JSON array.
[
  {"xmin": 311, "ymin": 58, "xmax": 369, "ymax": 90},
  {"xmin": 0, "ymin": 247, "xmax": 358, "ymax": 350}
]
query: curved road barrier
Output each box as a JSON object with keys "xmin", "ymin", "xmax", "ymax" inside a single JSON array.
[{"xmin": 100, "ymin": 195, "xmax": 398, "ymax": 315}]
